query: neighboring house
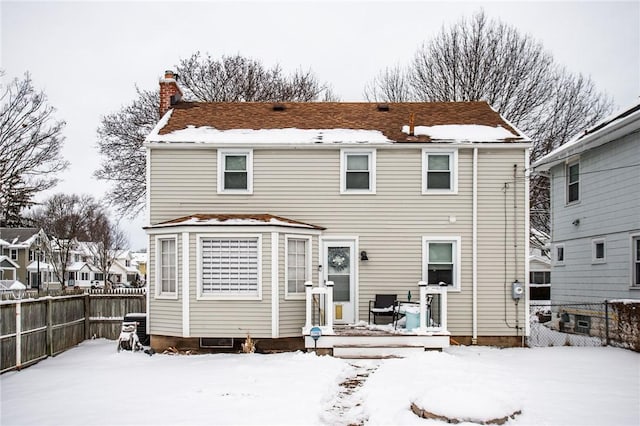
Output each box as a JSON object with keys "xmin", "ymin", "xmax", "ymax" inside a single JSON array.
[
  {"xmin": 0, "ymin": 227, "xmax": 47, "ymax": 288},
  {"xmin": 131, "ymin": 252, "xmax": 147, "ymax": 281},
  {"xmin": 143, "ymin": 71, "xmax": 531, "ymax": 351},
  {"xmin": 65, "ymin": 262, "xmax": 94, "ymax": 287},
  {"xmin": 529, "ymin": 230, "xmax": 551, "ymax": 304},
  {"xmin": 533, "ymin": 103, "xmax": 640, "ymax": 305}
]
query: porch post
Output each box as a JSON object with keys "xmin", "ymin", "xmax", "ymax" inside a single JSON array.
[
  {"xmin": 325, "ymin": 281, "xmax": 334, "ymax": 332},
  {"xmin": 304, "ymin": 281, "xmax": 313, "ymax": 330},
  {"xmin": 418, "ymin": 281, "xmax": 427, "ymax": 331},
  {"xmin": 440, "ymin": 287, "xmax": 448, "ymax": 331}
]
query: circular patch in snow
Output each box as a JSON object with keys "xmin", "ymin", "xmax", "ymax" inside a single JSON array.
[
  {"xmin": 411, "ymin": 403, "xmax": 521, "ymax": 425},
  {"xmin": 410, "ymin": 386, "xmax": 521, "ymax": 425}
]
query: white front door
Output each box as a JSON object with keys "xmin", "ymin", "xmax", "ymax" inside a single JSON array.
[{"xmin": 323, "ymin": 240, "xmax": 356, "ymax": 324}]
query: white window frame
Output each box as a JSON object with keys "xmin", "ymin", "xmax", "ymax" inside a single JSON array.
[
  {"xmin": 10, "ymin": 249, "xmax": 18, "ymax": 261},
  {"xmin": 155, "ymin": 235, "xmax": 178, "ymax": 299},
  {"xmin": 631, "ymin": 233, "xmax": 640, "ymax": 288},
  {"xmin": 217, "ymin": 149, "xmax": 253, "ymax": 194},
  {"xmin": 554, "ymin": 243, "xmax": 565, "ymax": 266},
  {"xmin": 80, "ymin": 272, "xmax": 90, "ymax": 281},
  {"xmin": 196, "ymin": 234, "xmax": 262, "ymax": 301},
  {"xmin": 591, "ymin": 238, "xmax": 606, "ymax": 264},
  {"xmin": 422, "ymin": 149, "xmax": 458, "ymax": 194},
  {"xmin": 422, "ymin": 236, "xmax": 462, "ymax": 291},
  {"xmin": 284, "ymin": 234, "xmax": 312, "ymax": 300},
  {"xmin": 566, "ymin": 160, "xmax": 580, "ymax": 204},
  {"xmin": 340, "ymin": 149, "xmax": 376, "ymax": 194}
]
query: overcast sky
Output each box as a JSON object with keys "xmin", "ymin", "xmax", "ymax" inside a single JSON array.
[{"xmin": 2, "ymin": 0, "xmax": 639, "ymax": 250}]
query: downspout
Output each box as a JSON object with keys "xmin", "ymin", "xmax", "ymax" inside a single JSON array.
[
  {"xmin": 524, "ymin": 149, "xmax": 531, "ymax": 344},
  {"xmin": 472, "ymin": 147, "xmax": 478, "ymax": 344}
]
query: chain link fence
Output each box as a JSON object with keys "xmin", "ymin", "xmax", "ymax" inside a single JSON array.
[{"xmin": 528, "ymin": 301, "xmax": 639, "ymax": 351}]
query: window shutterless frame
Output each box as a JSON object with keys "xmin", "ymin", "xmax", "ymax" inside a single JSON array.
[
  {"xmin": 196, "ymin": 234, "xmax": 262, "ymax": 301},
  {"xmin": 566, "ymin": 160, "xmax": 580, "ymax": 204},
  {"xmin": 554, "ymin": 244, "xmax": 565, "ymax": 266},
  {"xmin": 591, "ymin": 238, "xmax": 606, "ymax": 263},
  {"xmin": 422, "ymin": 149, "xmax": 458, "ymax": 194},
  {"xmin": 340, "ymin": 149, "xmax": 376, "ymax": 194},
  {"xmin": 155, "ymin": 235, "xmax": 178, "ymax": 299},
  {"xmin": 217, "ymin": 149, "xmax": 253, "ymax": 194},
  {"xmin": 284, "ymin": 234, "xmax": 312, "ymax": 299},
  {"xmin": 631, "ymin": 234, "xmax": 640, "ymax": 287},
  {"xmin": 422, "ymin": 236, "xmax": 462, "ymax": 291}
]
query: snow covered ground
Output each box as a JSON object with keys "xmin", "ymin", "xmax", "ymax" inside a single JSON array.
[{"xmin": 1, "ymin": 339, "xmax": 638, "ymax": 426}]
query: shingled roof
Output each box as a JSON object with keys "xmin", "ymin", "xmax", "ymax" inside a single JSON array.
[{"xmin": 149, "ymin": 101, "xmax": 527, "ymax": 143}]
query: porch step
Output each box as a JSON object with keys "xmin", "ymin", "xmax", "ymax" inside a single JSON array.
[{"xmin": 332, "ymin": 343, "xmax": 425, "ymax": 359}]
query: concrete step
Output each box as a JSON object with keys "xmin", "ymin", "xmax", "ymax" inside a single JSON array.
[{"xmin": 332, "ymin": 344, "xmax": 425, "ymax": 359}]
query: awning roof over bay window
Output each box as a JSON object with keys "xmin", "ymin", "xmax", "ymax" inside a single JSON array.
[{"xmin": 147, "ymin": 214, "xmax": 325, "ymax": 230}]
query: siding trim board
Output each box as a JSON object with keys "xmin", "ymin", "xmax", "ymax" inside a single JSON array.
[
  {"xmin": 271, "ymin": 232, "xmax": 279, "ymax": 338},
  {"xmin": 182, "ymin": 232, "xmax": 190, "ymax": 336}
]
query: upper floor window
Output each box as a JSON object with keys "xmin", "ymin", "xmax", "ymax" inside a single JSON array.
[
  {"xmin": 10, "ymin": 249, "xmax": 18, "ymax": 260},
  {"xmin": 218, "ymin": 149, "xmax": 253, "ymax": 194},
  {"xmin": 592, "ymin": 238, "xmax": 606, "ymax": 263},
  {"xmin": 285, "ymin": 235, "xmax": 311, "ymax": 298},
  {"xmin": 422, "ymin": 236, "xmax": 461, "ymax": 291},
  {"xmin": 566, "ymin": 161, "xmax": 580, "ymax": 203},
  {"xmin": 156, "ymin": 236, "xmax": 177, "ymax": 298},
  {"xmin": 340, "ymin": 149, "xmax": 376, "ymax": 194},
  {"xmin": 422, "ymin": 149, "xmax": 458, "ymax": 194}
]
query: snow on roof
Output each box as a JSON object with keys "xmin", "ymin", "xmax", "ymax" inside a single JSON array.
[
  {"xmin": 401, "ymin": 124, "xmax": 518, "ymax": 142},
  {"xmin": 533, "ymin": 102, "xmax": 640, "ymax": 171},
  {"xmin": 67, "ymin": 262, "xmax": 93, "ymax": 272},
  {"xmin": 149, "ymin": 214, "xmax": 325, "ymax": 230},
  {"xmin": 147, "ymin": 126, "xmax": 392, "ymax": 144}
]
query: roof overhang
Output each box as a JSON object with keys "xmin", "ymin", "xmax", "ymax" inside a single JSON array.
[
  {"xmin": 145, "ymin": 214, "xmax": 326, "ymax": 232},
  {"xmin": 533, "ymin": 103, "xmax": 640, "ymax": 172}
]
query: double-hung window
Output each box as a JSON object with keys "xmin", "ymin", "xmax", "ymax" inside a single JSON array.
[
  {"xmin": 340, "ymin": 149, "xmax": 376, "ymax": 194},
  {"xmin": 422, "ymin": 149, "xmax": 457, "ymax": 194},
  {"xmin": 218, "ymin": 149, "xmax": 253, "ymax": 194},
  {"xmin": 285, "ymin": 236, "xmax": 311, "ymax": 298},
  {"xmin": 423, "ymin": 236, "xmax": 461, "ymax": 290},
  {"xmin": 157, "ymin": 236, "xmax": 177, "ymax": 297},
  {"xmin": 199, "ymin": 236, "xmax": 261, "ymax": 299},
  {"xmin": 566, "ymin": 161, "xmax": 580, "ymax": 203},
  {"xmin": 10, "ymin": 249, "xmax": 18, "ymax": 261}
]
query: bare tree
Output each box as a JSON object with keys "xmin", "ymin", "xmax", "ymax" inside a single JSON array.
[
  {"xmin": 95, "ymin": 53, "xmax": 337, "ymax": 217},
  {"xmin": 95, "ymin": 87, "xmax": 158, "ymax": 217},
  {"xmin": 363, "ymin": 10, "xmax": 612, "ymax": 236},
  {"xmin": 28, "ymin": 194, "xmax": 102, "ymax": 288},
  {"xmin": 176, "ymin": 52, "xmax": 337, "ymax": 102},
  {"xmin": 0, "ymin": 71, "xmax": 68, "ymax": 226},
  {"xmin": 85, "ymin": 214, "xmax": 128, "ymax": 290}
]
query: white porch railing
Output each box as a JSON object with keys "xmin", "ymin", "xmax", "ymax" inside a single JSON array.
[
  {"xmin": 303, "ymin": 280, "xmax": 448, "ymax": 336},
  {"xmin": 416, "ymin": 281, "xmax": 448, "ymax": 335},
  {"xmin": 303, "ymin": 281, "xmax": 335, "ymax": 335}
]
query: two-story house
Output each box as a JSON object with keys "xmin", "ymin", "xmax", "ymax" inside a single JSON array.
[
  {"xmin": 0, "ymin": 227, "xmax": 46, "ymax": 287},
  {"xmin": 532, "ymin": 103, "xmax": 640, "ymax": 305},
  {"xmin": 144, "ymin": 71, "xmax": 531, "ymax": 352}
]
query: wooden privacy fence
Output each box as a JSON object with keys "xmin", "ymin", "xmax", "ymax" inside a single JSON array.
[{"xmin": 0, "ymin": 292, "xmax": 145, "ymax": 373}]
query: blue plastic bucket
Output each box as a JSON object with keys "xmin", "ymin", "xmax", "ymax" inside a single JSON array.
[{"xmin": 405, "ymin": 311, "xmax": 420, "ymax": 329}]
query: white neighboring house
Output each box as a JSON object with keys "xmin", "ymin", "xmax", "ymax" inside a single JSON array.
[{"xmin": 66, "ymin": 262, "xmax": 95, "ymax": 288}]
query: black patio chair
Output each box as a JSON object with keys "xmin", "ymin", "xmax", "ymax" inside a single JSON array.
[{"xmin": 368, "ymin": 294, "xmax": 397, "ymax": 324}]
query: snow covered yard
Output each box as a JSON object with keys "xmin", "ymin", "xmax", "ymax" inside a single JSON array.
[{"xmin": 1, "ymin": 340, "xmax": 638, "ymax": 426}]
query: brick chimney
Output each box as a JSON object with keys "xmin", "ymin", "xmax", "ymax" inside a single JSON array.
[{"xmin": 159, "ymin": 70, "xmax": 182, "ymax": 117}]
